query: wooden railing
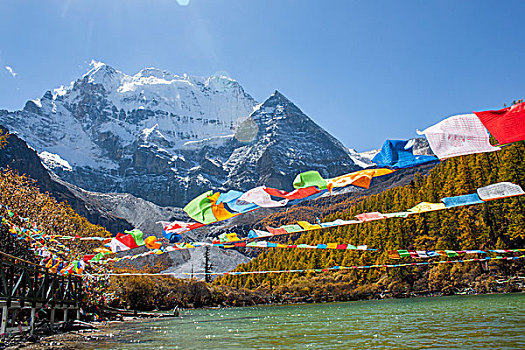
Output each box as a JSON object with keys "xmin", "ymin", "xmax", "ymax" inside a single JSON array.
[{"xmin": 0, "ymin": 252, "xmax": 83, "ymax": 335}]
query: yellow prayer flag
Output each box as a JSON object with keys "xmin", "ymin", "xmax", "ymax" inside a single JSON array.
[
  {"xmin": 297, "ymin": 221, "xmax": 321, "ymax": 230},
  {"xmin": 327, "ymin": 168, "xmax": 395, "ymax": 190},
  {"xmin": 209, "ymin": 192, "xmax": 239, "ymax": 221},
  {"xmin": 225, "ymin": 233, "xmax": 240, "ymax": 242},
  {"xmin": 407, "ymin": 202, "xmax": 446, "ymax": 213}
]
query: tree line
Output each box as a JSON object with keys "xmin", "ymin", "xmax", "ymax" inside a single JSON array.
[{"xmin": 216, "ymin": 140, "xmax": 525, "ymax": 297}]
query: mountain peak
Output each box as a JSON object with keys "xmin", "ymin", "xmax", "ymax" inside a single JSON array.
[
  {"xmin": 269, "ymin": 90, "xmax": 288, "ymax": 101},
  {"xmin": 83, "ymin": 60, "xmax": 124, "ymax": 92},
  {"xmin": 84, "ymin": 60, "xmax": 115, "ymax": 77},
  {"xmin": 254, "ymin": 90, "xmax": 296, "ymax": 116},
  {"xmin": 261, "ymin": 90, "xmax": 295, "ymax": 108},
  {"xmin": 135, "ymin": 67, "xmax": 173, "ymax": 80}
]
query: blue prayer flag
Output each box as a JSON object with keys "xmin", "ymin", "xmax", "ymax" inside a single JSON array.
[
  {"xmin": 441, "ymin": 193, "xmax": 484, "ymax": 208},
  {"xmin": 217, "ymin": 190, "xmax": 259, "ymax": 213},
  {"xmin": 372, "ymin": 139, "xmax": 438, "ymax": 169}
]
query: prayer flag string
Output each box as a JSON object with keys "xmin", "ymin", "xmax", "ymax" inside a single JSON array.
[{"xmin": 86, "ymin": 255, "xmax": 525, "ymax": 277}]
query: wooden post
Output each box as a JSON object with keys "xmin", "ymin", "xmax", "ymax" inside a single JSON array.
[
  {"xmin": 1, "ymin": 306, "xmax": 8, "ymax": 336},
  {"xmin": 30, "ymin": 307, "xmax": 36, "ymax": 335},
  {"xmin": 63, "ymin": 308, "xmax": 68, "ymax": 323},
  {"xmin": 50, "ymin": 308, "xmax": 55, "ymax": 329}
]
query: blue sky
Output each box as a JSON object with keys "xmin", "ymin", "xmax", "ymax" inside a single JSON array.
[{"xmin": 0, "ymin": 0, "xmax": 524, "ymax": 151}]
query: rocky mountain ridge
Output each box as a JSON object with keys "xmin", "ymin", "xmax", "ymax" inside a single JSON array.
[
  {"xmin": 0, "ymin": 62, "xmax": 362, "ymax": 207},
  {"xmin": 0, "ymin": 126, "xmax": 132, "ymax": 233}
]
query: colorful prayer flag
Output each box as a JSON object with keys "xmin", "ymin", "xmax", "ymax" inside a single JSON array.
[
  {"xmin": 123, "ymin": 229, "xmax": 145, "ymax": 246},
  {"xmin": 474, "ymin": 102, "xmax": 525, "ymax": 144},
  {"xmin": 477, "ymin": 182, "xmax": 525, "ymax": 201},
  {"xmin": 264, "ymin": 186, "xmax": 321, "ymax": 199},
  {"xmin": 293, "ymin": 170, "xmax": 328, "ymax": 189},
  {"xmin": 239, "ymin": 187, "xmax": 288, "ymax": 207},
  {"xmin": 297, "ymin": 221, "xmax": 321, "ymax": 230},
  {"xmin": 441, "ymin": 193, "xmax": 484, "ymax": 208},
  {"xmin": 355, "ymin": 212, "xmax": 386, "ymax": 222},
  {"xmin": 372, "ymin": 139, "xmax": 439, "ymax": 169},
  {"xmin": 327, "ymin": 168, "xmax": 395, "ymax": 190},
  {"xmin": 216, "ymin": 190, "xmax": 259, "ymax": 213},
  {"xmin": 183, "ymin": 190, "xmax": 217, "ymax": 224},
  {"xmin": 417, "ymin": 114, "xmax": 500, "ymax": 160},
  {"xmin": 407, "ymin": 202, "xmax": 446, "ymax": 213},
  {"xmin": 144, "ymin": 236, "xmax": 162, "ymax": 249},
  {"xmin": 159, "ymin": 220, "xmax": 205, "ymax": 234}
]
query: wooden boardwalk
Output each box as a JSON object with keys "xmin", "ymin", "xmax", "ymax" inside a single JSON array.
[{"xmin": 0, "ymin": 252, "xmax": 83, "ymax": 336}]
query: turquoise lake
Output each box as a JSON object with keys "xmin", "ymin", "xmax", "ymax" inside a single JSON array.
[{"xmin": 89, "ymin": 293, "xmax": 524, "ymax": 349}]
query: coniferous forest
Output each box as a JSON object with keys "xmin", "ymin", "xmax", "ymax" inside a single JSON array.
[{"xmin": 215, "ymin": 140, "xmax": 525, "ymax": 300}]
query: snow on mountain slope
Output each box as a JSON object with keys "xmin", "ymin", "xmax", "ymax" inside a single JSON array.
[
  {"xmin": 0, "ymin": 61, "xmax": 256, "ymax": 169},
  {"xmin": 223, "ymin": 91, "xmax": 362, "ymax": 191},
  {"xmin": 0, "ymin": 62, "xmax": 362, "ymax": 207},
  {"xmin": 348, "ymin": 148, "xmax": 379, "ymax": 168}
]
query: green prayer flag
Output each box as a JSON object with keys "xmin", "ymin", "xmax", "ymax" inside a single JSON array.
[
  {"xmin": 398, "ymin": 250, "xmax": 410, "ymax": 258},
  {"xmin": 445, "ymin": 250, "xmax": 459, "ymax": 257},
  {"xmin": 91, "ymin": 253, "xmax": 103, "ymax": 262},
  {"xmin": 124, "ymin": 229, "xmax": 145, "ymax": 246},
  {"xmin": 281, "ymin": 224, "xmax": 303, "ymax": 233},
  {"xmin": 183, "ymin": 190, "xmax": 216, "ymax": 224},
  {"xmin": 293, "ymin": 171, "xmax": 328, "ymax": 190}
]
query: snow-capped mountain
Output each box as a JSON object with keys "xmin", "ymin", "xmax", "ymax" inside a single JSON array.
[
  {"xmin": 223, "ymin": 91, "xmax": 361, "ymax": 190},
  {"xmin": 2, "ymin": 61, "xmax": 256, "ymax": 169},
  {"xmin": 0, "ymin": 62, "xmax": 361, "ymax": 207},
  {"xmin": 347, "ymin": 148, "xmax": 379, "ymax": 168}
]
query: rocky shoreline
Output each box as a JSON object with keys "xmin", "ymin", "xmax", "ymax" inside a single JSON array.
[{"xmin": 2, "ymin": 318, "xmax": 143, "ymax": 350}]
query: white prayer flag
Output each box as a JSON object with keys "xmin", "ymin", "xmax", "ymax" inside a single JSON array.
[
  {"xmin": 477, "ymin": 182, "xmax": 525, "ymax": 201},
  {"xmin": 417, "ymin": 113, "xmax": 500, "ymax": 160},
  {"xmin": 239, "ymin": 187, "xmax": 288, "ymax": 208}
]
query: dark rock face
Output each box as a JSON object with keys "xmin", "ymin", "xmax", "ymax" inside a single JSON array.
[
  {"xmin": 0, "ymin": 125, "xmax": 132, "ymax": 233},
  {"xmin": 223, "ymin": 91, "xmax": 361, "ymax": 191}
]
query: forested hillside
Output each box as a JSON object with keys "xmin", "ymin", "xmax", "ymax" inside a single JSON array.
[
  {"xmin": 0, "ymin": 167, "xmax": 109, "ymax": 240},
  {"xmin": 216, "ymin": 140, "xmax": 525, "ymax": 299},
  {"xmin": 0, "ymin": 128, "xmax": 109, "ymax": 261}
]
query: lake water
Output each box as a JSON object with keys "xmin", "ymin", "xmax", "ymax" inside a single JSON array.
[{"xmin": 90, "ymin": 294, "xmax": 524, "ymax": 349}]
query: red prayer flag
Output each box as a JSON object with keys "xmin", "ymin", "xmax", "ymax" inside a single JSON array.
[
  {"xmin": 474, "ymin": 102, "xmax": 525, "ymax": 144},
  {"xmin": 355, "ymin": 212, "xmax": 385, "ymax": 222},
  {"xmin": 115, "ymin": 232, "xmax": 139, "ymax": 249},
  {"xmin": 388, "ymin": 250, "xmax": 401, "ymax": 259},
  {"xmin": 264, "ymin": 186, "xmax": 321, "ymax": 200},
  {"xmin": 266, "ymin": 226, "xmax": 288, "ymax": 235},
  {"xmin": 408, "ymin": 250, "xmax": 419, "ymax": 258},
  {"xmin": 83, "ymin": 254, "xmax": 95, "ymax": 262}
]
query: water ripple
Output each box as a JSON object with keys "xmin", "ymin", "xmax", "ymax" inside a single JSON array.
[{"xmin": 92, "ymin": 294, "xmax": 524, "ymax": 350}]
